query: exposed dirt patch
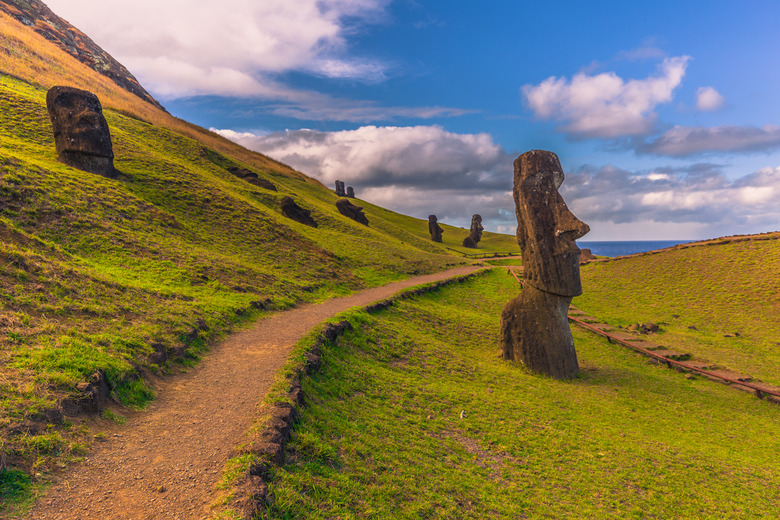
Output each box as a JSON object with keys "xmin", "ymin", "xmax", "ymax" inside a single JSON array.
[{"xmin": 25, "ymin": 266, "xmax": 481, "ymax": 520}]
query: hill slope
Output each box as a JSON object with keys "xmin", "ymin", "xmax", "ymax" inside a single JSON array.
[{"xmin": 0, "ymin": 3, "xmax": 522, "ymax": 491}]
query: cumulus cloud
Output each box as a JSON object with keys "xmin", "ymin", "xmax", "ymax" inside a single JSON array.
[
  {"xmin": 695, "ymin": 86, "xmax": 725, "ymax": 111},
  {"xmin": 561, "ymin": 162, "xmax": 780, "ymax": 238},
  {"xmin": 637, "ymin": 124, "xmax": 780, "ymax": 156},
  {"xmin": 45, "ymin": 0, "xmax": 391, "ymax": 98},
  {"xmin": 521, "ymin": 56, "xmax": 690, "ymax": 138},
  {"xmin": 215, "ymin": 125, "xmax": 514, "ymax": 227}
]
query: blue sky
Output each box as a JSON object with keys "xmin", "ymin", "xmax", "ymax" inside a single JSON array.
[{"xmin": 45, "ymin": 0, "xmax": 780, "ymax": 240}]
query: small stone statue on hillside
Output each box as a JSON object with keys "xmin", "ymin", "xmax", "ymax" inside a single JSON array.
[
  {"xmin": 499, "ymin": 150, "xmax": 590, "ymax": 379},
  {"xmin": 280, "ymin": 196, "xmax": 318, "ymax": 227},
  {"xmin": 46, "ymin": 86, "xmax": 117, "ymax": 177},
  {"xmin": 335, "ymin": 180, "xmax": 346, "ymax": 197},
  {"xmin": 462, "ymin": 214, "xmax": 483, "ymax": 248},
  {"xmin": 346, "ymin": 186, "xmax": 355, "ymax": 198},
  {"xmin": 428, "ymin": 215, "xmax": 443, "ymax": 242},
  {"xmin": 336, "ymin": 199, "xmax": 369, "ymax": 225}
]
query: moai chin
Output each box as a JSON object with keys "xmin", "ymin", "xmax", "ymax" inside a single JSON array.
[
  {"xmin": 428, "ymin": 215, "xmax": 443, "ymax": 242},
  {"xmin": 462, "ymin": 214, "xmax": 483, "ymax": 248},
  {"xmin": 46, "ymin": 86, "xmax": 117, "ymax": 177},
  {"xmin": 499, "ymin": 150, "xmax": 590, "ymax": 379}
]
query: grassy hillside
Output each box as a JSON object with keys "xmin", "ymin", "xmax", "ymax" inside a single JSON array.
[
  {"xmin": 0, "ymin": 5, "xmax": 526, "ymax": 494},
  {"xmin": 256, "ymin": 269, "xmax": 780, "ymax": 519},
  {"xmin": 574, "ymin": 235, "xmax": 780, "ymax": 386}
]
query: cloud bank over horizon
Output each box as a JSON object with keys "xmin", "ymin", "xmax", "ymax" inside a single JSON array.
[{"xmin": 216, "ymin": 126, "xmax": 779, "ymax": 240}]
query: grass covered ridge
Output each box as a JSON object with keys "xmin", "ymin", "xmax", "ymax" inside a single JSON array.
[
  {"xmin": 575, "ymin": 236, "xmax": 780, "ymax": 386},
  {"xmin": 262, "ymin": 269, "xmax": 780, "ymax": 519}
]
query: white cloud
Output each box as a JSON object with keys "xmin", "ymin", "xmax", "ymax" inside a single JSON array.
[
  {"xmin": 562, "ymin": 163, "xmax": 780, "ymax": 239},
  {"xmin": 521, "ymin": 56, "xmax": 690, "ymax": 138},
  {"xmin": 45, "ymin": 0, "xmax": 390, "ymax": 98},
  {"xmin": 638, "ymin": 124, "xmax": 780, "ymax": 156},
  {"xmin": 695, "ymin": 86, "xmax": 725, "ymax": 111},
  {"xmin": 215, "ymin": 125, "xmax": 514, "ymax": 227}
]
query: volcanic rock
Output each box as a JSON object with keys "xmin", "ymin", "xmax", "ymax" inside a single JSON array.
[
  {"xmin": 462, "ymin": 214, "xmax": 483, "ymax": 248},
  {"xmin": 280, "ymin": 196, "xmax": 318, "ymax": 227},
  {"xmin": 46, "ymin": 86, "xmax": 117, "ymax": 177},
  {"xmin": 428, "ymin": 215, "xmax": 443, "ymax": 242},
  {"xmin": 334, "ymin": 180, "xmax": 346, "ymax": 197},
  {"xmin": 499, "ymin": 150, "xmax": 590, "ymax": 379},
  {"xmin": 336, "ymin": 199, "xmax": 369, "ymax": 225}
]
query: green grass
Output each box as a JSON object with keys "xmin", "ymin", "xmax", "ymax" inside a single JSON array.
[
  {"xmin": 263, "ymin": 269, "xmax": 780, "ymax": 519},
  {"xmin": 574, "ymin": 238, "xmax": 780, "ymax": 386},
  {"xmin": 0, "ymin": 71, "xmax": 484, "ymax": 487}
]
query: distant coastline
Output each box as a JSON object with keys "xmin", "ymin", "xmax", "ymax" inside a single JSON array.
[{"xmin": 578, "ymin": 240, "xmax": 691, "ymax": 257}]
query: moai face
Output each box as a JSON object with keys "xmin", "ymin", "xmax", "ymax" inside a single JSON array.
[
  {"xmin": 514, "ymin": 150, "xmax": 589, "ymax": 297},
  {"xmin": 47, "ymin": 86, "xmax": 113, "ymax": 159},
  {"xmin": 470, "ymin": 214, "xmax": 483, "ymax": 241}
]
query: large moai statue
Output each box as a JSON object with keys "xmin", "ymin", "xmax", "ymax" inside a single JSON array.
[
  {"xmin": 334, "ymin": 180, "xmax": 346, "ymax": 197},
  {"xmin": 428, "ymin": 215, "xmax": 443, "ymax": 242},
  {"xmin": 499, "ymin": 150, "xmax": 590, "ymax": 379},
  {"xmin": 46, "ymin": 86, "xmax": 117, "ymax": 177},
  {"xmin": 462, "ymin": 214, "xmax": 483, "ymax": 248}
]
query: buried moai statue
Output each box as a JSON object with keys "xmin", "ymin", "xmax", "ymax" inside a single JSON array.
[
  {"xmin": 428, "ymin": 215, "xmax": 443, "ymax": 242},
  {"xmin": 462, "ymin": 214, "xmax": 483, "ymax": 248},
  {"xmin": 334, "ymin": 180, "xmax": 346, "ymax": 197},
  {"xmin": 280, "ymin": 196, "xmax": 318, "ymax": 227},
  {"xmin": 46, "ymin": 86, "xmax": 117, "ymax": 177},
  {"xmin": 499, "ymin": 150, "xmax": 590, "ymax": 379},
  {"xmin": 336, "ymin": 198, "xmax": 369, "ymax": 225},
  {"xmin": 346, "ymin": 186, "xmax": 355, "ymax": 198}
]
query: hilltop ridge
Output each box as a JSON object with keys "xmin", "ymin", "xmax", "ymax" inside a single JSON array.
[{"xmin": 0, "ymin": 0, "xmax": 164, "ymax": 110}]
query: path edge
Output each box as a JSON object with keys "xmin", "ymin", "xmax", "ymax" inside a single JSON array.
[{"xmin": 209, "ymin": 269, "xmax": 488, "ymax": 519}]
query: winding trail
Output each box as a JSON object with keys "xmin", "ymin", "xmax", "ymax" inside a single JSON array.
[{"xmin": 27, "ymin": 266, "xmax": 482, "ymax": 520}]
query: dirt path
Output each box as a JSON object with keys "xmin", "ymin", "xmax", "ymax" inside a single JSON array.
[{"xmin": 24, "ymin": 266, "xmax": 481, "ymax": 520}]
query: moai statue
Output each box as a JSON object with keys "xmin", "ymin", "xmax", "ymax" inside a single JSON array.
[
  {"xmin": 428, "ymin": 215, "xmax": 443, "ymax": 242},
  {"xmin": 499, "ymin": 150, "xmax": 590, "ymax": 379},
  {"xmin": 334, "ymin": 180, "xmax": 346, "ymax": 197},
  {"xmin": 46, "ymin": 86, "xmax": 117, "ymax": 177},
  {"xmin": 346, "ymin": 186, "xmax": 355, "ymax": 198},
  {"xmin": 462, "ymin": 214, "xmax": 483, "ymax": 248},
  {"xmin": 280, "ymin": 196, "xmax": 318, "ymax": 227},
  {"xmin": 336, "ymin": 199, "xmax": 369, "ymax": 225}
]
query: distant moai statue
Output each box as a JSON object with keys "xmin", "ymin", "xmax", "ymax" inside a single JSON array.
[
  {"xmin": 462, "ymin": 214, "xmax": 483, "ymax": 248},
  {"xmin": 334, "ymin": 180, "xmax": 346, "ymax": 197},
  {"xmin": 346, "ymin": 186, "xmax": 355, "ymax": 198},
  {"xmin": 46, "ymin": 86, "xmax": 117, "ymax": 177},
  {"xmin": 428, "ymin": 215, "xmax": 443, "ymax": 242},
  {"xmin": 336, "ymin": 199, "xmax": 369, "ymax": 225},
  {"xmin": 280, "ymin": 196, "xmax": 318, "ymax": 227},
  {"xmin": 499, "ymin": 150, "xmax": 590, "ymax": 379}
]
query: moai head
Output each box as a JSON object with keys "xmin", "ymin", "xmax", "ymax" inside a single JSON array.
[
  {"xmin": 469, "ymin": 214, "xmax": 484, "ymax": 243},
  {"xmin": 335, "ymin": 180, "xmax": 346, "ymax": 197},
  {"xmin": 346, "ymin": 186, "xmax": 355, "ymax": 198},
  {"xmin": 428, "ymin": 214, "xmax": 443, "ymax": 242},
  {"xmin": 46, "ymin": 86, "xmax": 116, "ymax": 177},
  {"xmin": 513, "ymin": 150, "xmax": 589, "ymax": 297},
  {"xmin": 336, "ymin": 199, "xmax": 369, "ymax": 225}
]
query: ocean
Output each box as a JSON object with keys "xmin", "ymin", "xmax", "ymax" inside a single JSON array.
[{"xmin": 578, "ymin": 240, "xmax": 692, "ymax": 258}]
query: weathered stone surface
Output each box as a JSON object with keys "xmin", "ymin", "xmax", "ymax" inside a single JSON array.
[
  {"xmin": 428, "ymin": 215, "xmax": 443, "ymax": 242},
  {"xmin": 500, "ymin": 150, "xmax": 590, "ymax": 379},
  {"xmin": 346, "ymin": 186, "xmax": 355, "ymax": 198},
  {"xmin": 280, "ymin": 196, "xmax": 318, "ymax": 227},
  {"xmin": 227, "ymin": 166, "xmax": 277, "ymax": 191},
  {"xmin": 462, "ymin": 214, "xmax": 483, "ymax": 248},
  {"xmin": 336, "ymin": 199, "xmax": 369, "ymax": 225},
  {"xmin": 335, "ymin": 180, "xmax": 346, "ymax": 197},
  {"xmin": 46, "ymin": 86, "xmax": 117, "ymax": 177}
]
